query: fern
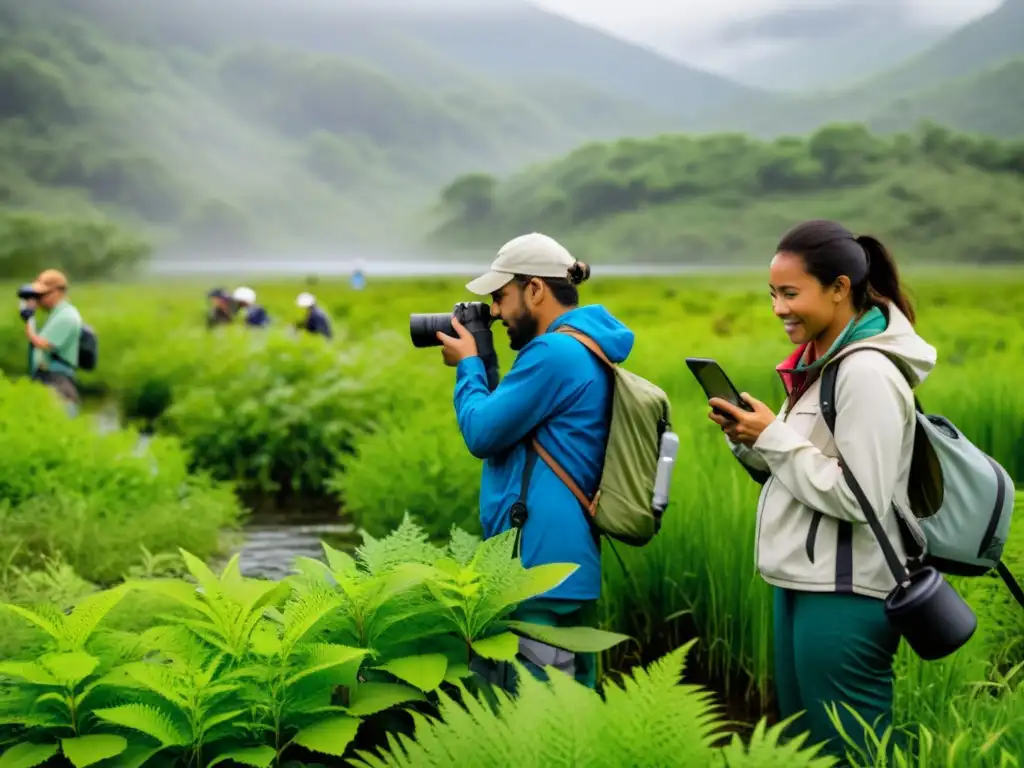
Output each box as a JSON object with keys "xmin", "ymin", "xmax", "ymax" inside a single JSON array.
[
  {"xmin": 129, "ymin": 551, "xmax": 291, "ymax": 660},
  {"xmin": 0, "ymin": 585, "xmax": 130, "ymax": 652},
  {"xmin": 0, "ymin": 646, "xmax": 138, "ymax": 766},
  {"xmin": 350, "ymin": 640, "xmax": 838, "ymax": 768}
]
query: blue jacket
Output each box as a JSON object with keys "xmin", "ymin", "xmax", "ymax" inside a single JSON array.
[
  {"xmin": 303, "ymin": 305, "xmax": 333, "ymax": 338},
  {"xmin": 245, "ymin": 305, "xmax": 271, "ymax": 328},
  {"xmin": 453, "ymin": 304, "xmax": 635, "ymax": 601}
]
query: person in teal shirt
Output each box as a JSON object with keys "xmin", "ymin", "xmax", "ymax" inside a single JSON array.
[{"xmin": 26, "ymin": 269, "xmax": 82, "ymax": 414}]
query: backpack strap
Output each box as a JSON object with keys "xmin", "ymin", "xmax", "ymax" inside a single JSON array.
[
  {"xmin": 555, "ymin": 326, "xmax": 616, "ymax": 369},
  {"xmin": 817, "ymin": 351, "xmax": 913, "ymax": 586},
  {"xmin": 527, "ymin": 325, "xmax": 609, "ymax": 517},
  {"xmin": 531, "ymin": 438, "xmax": 599, "ymax": 518},
  {"xmin": 997, "ymin": 562, "xmax": 1024, "ymax": 610}
]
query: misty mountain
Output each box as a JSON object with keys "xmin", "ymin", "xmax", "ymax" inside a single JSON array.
[
  {"xmin": 6, "ymin": 0, "xmax": 757, "ymax": 254},
  {"xmin": 60, "ymin": 0, "xmax": 759, "ymax": 119},
  {"xmin": 690, "ymin": 1, "xmax": 949, "ymax": 92},
  {"xmin": 695, "ymin": 0, "xmax": 1024, "ymax": 138}
]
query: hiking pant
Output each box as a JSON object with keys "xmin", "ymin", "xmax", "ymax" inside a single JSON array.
[
  {"xmin": 470, "ymin": 598, "xmax": 598, "ymax": 693},
  {"xmin": 773, "ymin": 587, "xmax": 901, "ymax": 765},
  {"xmin": 33, "ymin": 370, "xmax": 79, "ymax": 416}
]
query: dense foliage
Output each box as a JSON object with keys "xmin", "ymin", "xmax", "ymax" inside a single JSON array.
[
  {"xmin": 435, "ymin": 122, "xmax": 1024, "ymax": 262},
  {"xmin": 0, "ymin": 211, "xmax": 150, "ymax": 280},
  {"xmin": 0, "ymin": 376, "xmax": 240, "ymax": 583},
  {"xmin": 0, "ymin": 522, "xmax": 631, "ymax": 766}
]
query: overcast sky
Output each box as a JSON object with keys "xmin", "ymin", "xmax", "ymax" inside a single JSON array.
[{"xmin": 532, "ymin": 0, "xmax": 1002, "ymax": 69}]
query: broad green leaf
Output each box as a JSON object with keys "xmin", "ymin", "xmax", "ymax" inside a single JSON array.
[
  {"xmin": 430, "ymin": 558, "xmax": 462, "ymax": 578},
  {"xmin": 504, "ymin": 622, "xmax": 633, "ymax": 653},
  {"xmin": 291, "ymin": 715, "xmax": 362, "ymax": 757},
  {"xmin": 322, "ymin": 541, "xmax": 357, "ymax": 575},
  {"xmin": 60, "ymin": 734, "xmax": 127, "ymax": 767},
  {"xmin": 35, "ymin": 692, "xmax": 68, "ymax": 710},
  {"xmin": 0, "ymin": 604, "xmax": 64, "ymax": 642},
  {"xmin": 40, "ymin": 652, "xmax": 99, "ymax": 687},
  {"xmin": 179, "ymin": 549, "xmax": 223, "ymax": 597},
  {"xmin": 99, "ymin": 744, "xmax": 162, "ymax": 768},
  {"xmin": 0, "ymin": 742, "xmax": 59, "ymax": 768},
  {"xmin": 121, "ymin": 663, "xmax": 189, "ymax": 708},
  {"xmin": 63, "ymin": 588, "xmax": 130, "ymax": 648},
  {"xmin": 375, "ymin": 653, "xmax": 448, "ymax": 692},
  {"xmin": 93, "ymin": 703, "xmax": 190, "ymax": 747},
  {"xmin": 285, "ymin": 644, "xmax": 369, "ymax": 688},
  {"xmin": 346, "ymin": 682, "xmax": 426, "ymax": 716},
  {"xmin": 495, "ymin": 563, "xmax": 578, "ymax": 608},
  {"xmin": 443, "ymin": 662, "xmax": 473, "ymax": 684},
  {"xmin": 208, "ymin": 746, "xmax": 276, "ymax": 767},
  {"xmin": 279, "ymin": 587, "xmax": 343, "ymax": 654},
  {"xmin": 471, "ymin": 632, "xmax": 520, "ymax": 661},
  {"xmin": 198, "ymin": 708, "xmax": 247, "ymax": 737},
  {"xmin": 0, "ymin": 661, "xmax": 59, "ymax": 686}
]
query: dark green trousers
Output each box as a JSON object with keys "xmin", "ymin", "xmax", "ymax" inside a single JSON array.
[
  {"xmin": 773, "ymin": 587, "xmax": 901, "ymax": 765},
  {"xmin": 470, "ymin": 598, "xmax": 598, "ymax": 694}
]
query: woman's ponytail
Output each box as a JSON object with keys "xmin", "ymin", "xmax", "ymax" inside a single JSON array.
[{"xmin": 856, "ymin": 235, "xmax": 916, "ymax": 324}]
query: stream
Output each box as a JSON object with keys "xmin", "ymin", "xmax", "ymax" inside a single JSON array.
[{"xmin": 92, "ymin": 400, "xmax": 354, "ymax": 579}]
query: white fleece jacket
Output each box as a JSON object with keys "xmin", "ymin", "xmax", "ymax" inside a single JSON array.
[{"xmin": 731, "ymin": 304, "xmax": 937, "ymax": 598}]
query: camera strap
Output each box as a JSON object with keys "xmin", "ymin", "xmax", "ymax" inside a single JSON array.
[{"xmin": 509, "ymin": 447, "xmax": 538, "ymax": 559}]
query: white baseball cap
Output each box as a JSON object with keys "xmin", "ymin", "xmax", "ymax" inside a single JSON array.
[
  {"xmin": 233, "ymin": 286, "xmax": 256, "ymax": 304},
  {"xmin": 296, "ymin": 292, "xmax": 316, "ymax": 308},
  {"xmin": 465, "ymin": 232, "xmax": 577, "ymax": 296}
]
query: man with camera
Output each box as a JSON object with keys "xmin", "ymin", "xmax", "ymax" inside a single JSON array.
[
  {"xmin": 435, "ymin": 232, "xmax": 635, "ymax": 692},
  {"xmin": 22, "ymin": 269, "xmax": 83, "ymax": 412}
]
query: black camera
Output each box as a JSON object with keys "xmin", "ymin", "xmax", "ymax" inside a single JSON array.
[
  {"xmin": 17, "ymin": 284, "xmax": 40, "ymax": 301},
  {"xmin": 410, "ymin": 301, "xmax": 500, "ymax": 391}
]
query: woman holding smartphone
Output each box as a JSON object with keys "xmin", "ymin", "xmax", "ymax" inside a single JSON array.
[{"xmin": 707, "ymin": 219, "xmax": 936, "ymax": 762}]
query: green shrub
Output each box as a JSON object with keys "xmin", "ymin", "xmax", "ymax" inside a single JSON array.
[
  {"xmin": 0, "ymin": 520, "xmax": 630, "ymax": 766},
  {"xmin": 0, "ymin": 375, "xmax": 240, "ymax": 582},
  {"xmin": 0, "ymin": 210, "xmax": 150, "ymax": 279},
  {"xmin": 331, "ymin": 408, "xmax": 482, "ymax": 540}
]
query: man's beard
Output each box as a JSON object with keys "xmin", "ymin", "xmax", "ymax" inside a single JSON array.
[{"xmin": 506, "ymin": 309, "xmax": 539, "ymax": 351}]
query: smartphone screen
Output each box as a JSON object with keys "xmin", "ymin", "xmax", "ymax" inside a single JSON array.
[{"xmin": 686, "ymin": 358, "xmax": 752, "ymax": 412}]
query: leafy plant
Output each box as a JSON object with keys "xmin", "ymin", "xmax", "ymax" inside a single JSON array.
[
  {"xmin": 0, "ymin": 586, "xmax": 137, "ymax": 766},
  {"xmin": 350, "ymin": 639, "xmax": 838, "ymax": 767}
]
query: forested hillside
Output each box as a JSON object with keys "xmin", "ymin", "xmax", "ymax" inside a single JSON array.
[
  {"xmin": 1, "ymin": 0, "xmax": 1023, "ymax": 266},
  {"xmin": 433, "ymin": 123, "xmax": 1024, "ymax": 264},
  {"xmin": 1, "ymin": 0, "xmax": 742, "ymax": 256}
]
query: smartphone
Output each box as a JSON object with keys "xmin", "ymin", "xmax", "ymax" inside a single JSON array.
[{"xmin": 685, "ymin": 357, "xmax": 753, "ymax": 418}]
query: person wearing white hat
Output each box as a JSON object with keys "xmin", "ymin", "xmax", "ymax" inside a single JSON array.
[
  {"xmin": 295, "ymin": 292, "xmax": 333, "ymax": 339},
  {"xmin": 233, "ymin": 286, "xmax": 270, "ymax": 328},
  {"xmin": 436, "ymin": 231, "xmax": 636, "ymax": 693}
]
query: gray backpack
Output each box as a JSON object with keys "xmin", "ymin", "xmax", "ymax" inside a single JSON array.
[{"xmin": 821, "ymin": 350, "xmax": 1024, "ymax": 608}]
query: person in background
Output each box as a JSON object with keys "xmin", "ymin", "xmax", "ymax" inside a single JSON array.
[
  {"xmin": 25, "ymin": 269, "xmax": 83, "ymax": 414},
  {"xmin": 436, "ymin": 232, "xmax": 634, "ymax": 693},
  {"xmin": 232, "ymin": 286, "xmax": 271, "ymax": 328},
  {"xmin": 350, "ymin": 260, "xmax": 366, "ymax": 291},
  {"xmin": 295, "ymin": 292, "xmax": 333, "ymax": 339},
  {"xmin": 707, "ymin": 219, "xmax": 934, "ymax": 763},
  {"xmin": 206, "ymin": 287, "xmax": 235, "ymax": 328}
]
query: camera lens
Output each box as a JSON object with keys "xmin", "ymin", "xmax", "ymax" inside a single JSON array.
[{"xmin": 409, "ymin": 312, "xmax": 455, "ymax": 348}]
